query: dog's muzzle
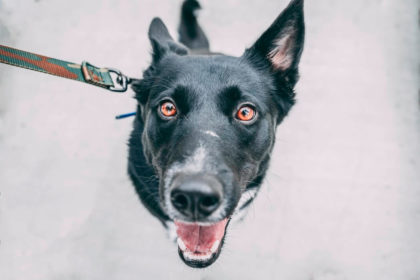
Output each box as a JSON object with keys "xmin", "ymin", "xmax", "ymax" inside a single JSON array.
[
  {"xmin": 161, "ymin": 144, "xmax": 240, "ymax": 267},
  {"xmin": 164, "ymin": 173, "xmax": 229, "ymax": 267}
]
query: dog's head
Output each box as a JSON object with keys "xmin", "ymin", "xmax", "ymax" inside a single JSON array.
[{"xmin": 129, "ymin": 0, "xmax": 304, "ymax": 268}]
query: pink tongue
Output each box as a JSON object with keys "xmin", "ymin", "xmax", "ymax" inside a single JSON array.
[{"xmin": 175, "ymin": 219, "xmax": 228, "ymax": 253}]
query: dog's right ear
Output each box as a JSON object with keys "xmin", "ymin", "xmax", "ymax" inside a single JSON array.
[
  {"xmin": 131, "ymin": 19, "xmax": 189, "ymax": 108},
  {"xmin": 243, "ymin": 0, "xmax": 304, "ymax": 86},
  {"xmin": 148, "ymin": 17, "xmax": 189, "ymax": 62}
]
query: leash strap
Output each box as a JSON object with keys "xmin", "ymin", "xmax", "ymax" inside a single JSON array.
[{"xmin": 0, "ymin": 44, "xmax": 131, "ymax": 92}]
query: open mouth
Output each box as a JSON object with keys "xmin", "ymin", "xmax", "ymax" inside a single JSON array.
[{"xmin": 175, "ymin": 218, "xmax": 229, "ymax": 268}]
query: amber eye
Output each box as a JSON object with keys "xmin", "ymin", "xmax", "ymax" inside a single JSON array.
[
  {"xmin": 160, "ymin": 101, "xmax": 177, "ymax": 118},
  {"xmin": 236, "ymin": 105, "xmax": 256, "ymax": 122}
]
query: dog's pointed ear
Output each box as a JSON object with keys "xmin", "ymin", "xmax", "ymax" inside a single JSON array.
[
  {"xmin": 148, "ymin": 17, "xmax": 189, "ymax": 62},
  {"xmin": 243, "ymin": 0, "xmax": 304, "ymax": 83}
]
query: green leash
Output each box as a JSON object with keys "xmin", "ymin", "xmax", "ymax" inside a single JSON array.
[
  {"xmin": 0, "ymin": 44, "xmax": 132, "ymax": 92},
  {"xmin": 0, "ymin": 44, "xmax": 137, "ymax": 118}
]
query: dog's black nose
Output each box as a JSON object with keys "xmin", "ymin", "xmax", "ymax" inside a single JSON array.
[{"xmin": 170, "ymin": 175, "xmax": 223, "ymax": 220}]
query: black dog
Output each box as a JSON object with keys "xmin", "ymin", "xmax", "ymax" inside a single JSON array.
[{"xmin": 128, "ymin": 0, "xmax": 304, "ymax": 268}]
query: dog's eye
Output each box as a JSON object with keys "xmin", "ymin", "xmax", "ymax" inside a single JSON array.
[
  {"xmin": 236, "ymin": 105, "xmax": 256, "ymax": 122},
  {"xmin": 159, "ymin": 101, "xmax": 177, "ymax": 118}
]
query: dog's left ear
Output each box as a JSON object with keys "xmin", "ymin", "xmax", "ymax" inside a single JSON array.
[
  {"xmin": 148, "ymin": 17, "xmax": 189, "ymax": 62},
  {"xmin": 243, "ymin": 0, "xmax": 304, "ymax": 85}
]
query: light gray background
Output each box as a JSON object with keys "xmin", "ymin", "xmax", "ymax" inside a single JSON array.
[{"xmin": 0, "ymin": 0, "xmax": 419, "ymax": 279}]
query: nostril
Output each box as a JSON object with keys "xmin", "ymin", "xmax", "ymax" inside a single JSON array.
[
  {"xmin": 201, "ymin": 195, "xmax": 219, "ymax": 207},
  {"xmin": 199, "ymin": 194, "xmax": 221, "ymax": 214},
  {"xmin": 171, "ymin": 191, "xmax": 189, "ymax": 211}
]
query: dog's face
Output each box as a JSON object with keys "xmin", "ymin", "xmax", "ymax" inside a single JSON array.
[{"xmin": 129, "ymin": 0, "xmax": 304, "ymax": 268}]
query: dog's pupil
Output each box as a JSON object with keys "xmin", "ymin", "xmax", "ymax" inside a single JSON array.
[{"xmin": 165, "ymin": 104, "xmax": 174, "ymax": 114}]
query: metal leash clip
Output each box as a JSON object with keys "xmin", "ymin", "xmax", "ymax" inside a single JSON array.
[{"xmin": 107, "ymin": 68, "xmax": 133, "ymax": 93}]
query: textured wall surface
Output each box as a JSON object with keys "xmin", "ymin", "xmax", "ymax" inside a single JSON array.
[{"xmin": 0, "ymin": 0, "xmax": 419, "ymax": 279}]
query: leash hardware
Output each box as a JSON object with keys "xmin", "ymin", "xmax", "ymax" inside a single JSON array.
[
  {"xmin": 107, "ymin": 68, "xmax": 132, "ymax": 93},
  {"xmin": 81, "ymin": 61, "xmax": 132, "ymax": 92},
  {"xmin": 81, "ymin": 61, "xmax": 113, "ymax": 89}
]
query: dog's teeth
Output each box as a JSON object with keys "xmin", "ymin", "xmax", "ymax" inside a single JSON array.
[
  {"xmin": 178, "ymin": 238, "xmax": 219, "ymax": 261},
  {"xmin": 211, "ymin": 240, "xmax": 220, "ymax": 253},
  {"xmin": 177, "ymin": 238, "xmax": 187, "ymax": 251},
  {"xmin": 183, "ymin": 251, "xmax": 213, "ymax": 261}
]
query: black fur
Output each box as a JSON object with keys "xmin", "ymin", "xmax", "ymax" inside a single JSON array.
[{"xmin": 128, "ymin": 0, "xmax": 305, "ymax": 268}]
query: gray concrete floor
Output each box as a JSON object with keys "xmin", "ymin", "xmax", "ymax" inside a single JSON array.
[{"xmin": 0, "ymin": 0, "xmax": 419, "ymax": 279}]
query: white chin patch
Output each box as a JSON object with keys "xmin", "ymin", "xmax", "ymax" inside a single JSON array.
[
  {"xmin": 177, "ymin": 238, "xmax": 220, "ymax": 262},
  {"xmin": 231, "ymin": 188, "xmax": 259, "ymax": 222},
  {"xmin": 165, "ymin": 221, "xmax": 178, "ymax": 242},
  {"xmin": 235, "ymin": 188, "xmax": 258, "ymax": 211}
]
